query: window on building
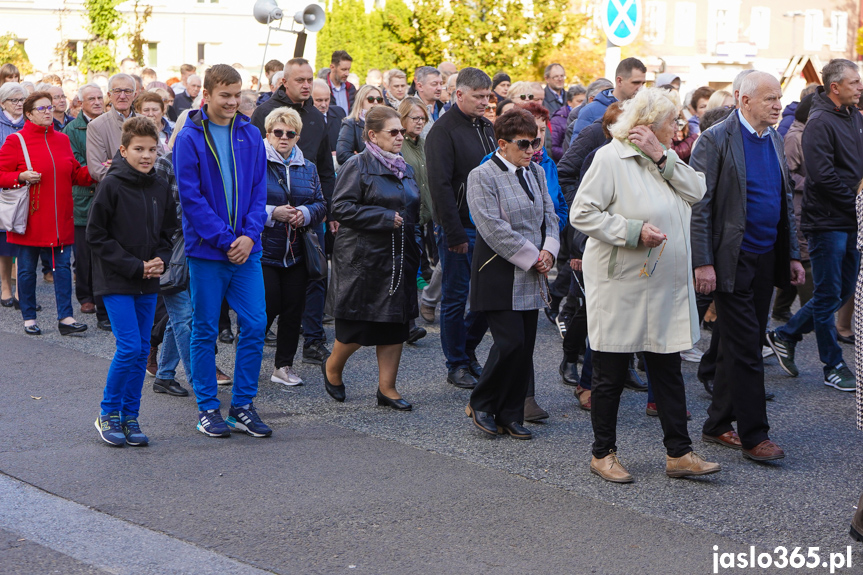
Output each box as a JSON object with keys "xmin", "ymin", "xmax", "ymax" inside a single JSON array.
[
  {"xmin": 197, "ymin": 43, "xmax": 206, "ymax": 62},
  {"xmin": 66, "ymin": 40, "xmax": 78, "ymax": 66},
  {"xmin": 830, "ymin": 11, "xmax": 848, "ymax": 52},
  {"xmin": 674, "ymin": 2, "xmax": 696, "ymax": 47},
  {"xmin": 643, "ymin": 1, "xmax": 667, "ymax": 45},
  {"xmin": 749, "ymin": 7, "xmax": 771, "ymax": 50},
  {"xmin": 803, "ymin": 9, "xmax": 823, "ymax": 52},
  {"xmin": 147, "ymin": 42, "xmax": 158, "ymax": 67}
]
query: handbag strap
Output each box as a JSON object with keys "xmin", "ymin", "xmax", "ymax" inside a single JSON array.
[{"xmin": 14, "ymin": 132, "xmax": 33, "ymax": 172}]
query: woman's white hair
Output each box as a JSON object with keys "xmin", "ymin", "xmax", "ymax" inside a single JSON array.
[
  {"xmin": 0, "ymin": 82, "xmax": 27, "ymax": 103},
  {"xmin": 609, "ymin": 87, "xmax": 680, "ymax": 142}
]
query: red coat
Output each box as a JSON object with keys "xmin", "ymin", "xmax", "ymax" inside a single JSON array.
[{"xmin": 0, "ymin": 120, "xmax": 94, "ymax": 247}]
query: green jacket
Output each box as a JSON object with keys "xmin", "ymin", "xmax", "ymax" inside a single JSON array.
[
  {"xmin": 401, "ymin": 135, "xmax": 433, "ymax": 226},
  {"xmin": 63, "ymin": 114, "xmax": 96, "ymax": 226}
]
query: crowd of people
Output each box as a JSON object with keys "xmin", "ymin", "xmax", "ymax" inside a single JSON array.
[{"xmin": 1, "ymin": 53, "xmax": 863, "ymax": 509}]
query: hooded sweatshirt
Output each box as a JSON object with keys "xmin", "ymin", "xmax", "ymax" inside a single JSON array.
[{"xmin": 570, "ymin": 88, "xmax": 617, "ymax": 144}]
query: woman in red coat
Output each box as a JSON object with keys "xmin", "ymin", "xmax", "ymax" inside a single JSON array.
[{"xmin": 0, "ymin": 91, "xmax": 95, "ymax": 335}]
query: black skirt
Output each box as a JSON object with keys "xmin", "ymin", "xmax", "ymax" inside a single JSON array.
[{"xmin": 335, "ymin": 318, "xmax": 409, "ymax": 346}]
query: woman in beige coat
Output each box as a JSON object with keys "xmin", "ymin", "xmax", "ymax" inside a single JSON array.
[{"xmin": 571, "ymin": 87, "xmax": 720, "ymax": 483}]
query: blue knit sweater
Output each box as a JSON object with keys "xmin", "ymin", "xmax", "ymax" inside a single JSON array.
[{"xmin": 740, "ymin": 124, "xmax": 782, "ymax": 254}]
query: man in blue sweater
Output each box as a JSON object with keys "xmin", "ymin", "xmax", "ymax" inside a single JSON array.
[
  {"xmin": 767, "ymin": 60, "xmax": 863, "ymax": 391},
  {"xmin": 569, "ymin": 57, "xmax": 646, "ymax": 144},
  {"xmin": 173, "ymin": 64, "xmax": 271, "ymax": 438}
]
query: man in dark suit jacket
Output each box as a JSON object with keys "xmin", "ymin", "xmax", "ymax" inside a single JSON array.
[{"xmin": 312, "ymin": 79, "xmax": 345, "ymax": 157}]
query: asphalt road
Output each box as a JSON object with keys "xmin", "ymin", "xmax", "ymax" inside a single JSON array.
[{"xmin": 1, "ymin": 276, "xmax": 862, "ymax": 574}]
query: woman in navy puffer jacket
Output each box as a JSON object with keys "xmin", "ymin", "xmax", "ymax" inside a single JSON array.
[{"xmin": 261, "ymin": 107, "xmax": 326, "ymax": 387}]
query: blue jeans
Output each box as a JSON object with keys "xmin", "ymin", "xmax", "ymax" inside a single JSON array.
[
  {"xmin": 436, "ymin": 225, "xmax": 488, "ymax": 371},
  {"xmin": 157, "ymin": 288, "xmax": 193, "ymax": 382},
  {"xmin": 101, "ymin": 293, "xmax": 157, "ymax": 418},
  {"xmin": 188, "ymin": 252, "xmax": 267, "ymax": 411},
  {"xmin": 16, "ymin": 245, "xmax": 73, "ymax": 321},
  {"xmin": 775, "ymin": 231, "xmax": 858, "ymax": 370},
  {"xmin": 302, "ymin": 223, "xmax": 327, "ymax": 346}
]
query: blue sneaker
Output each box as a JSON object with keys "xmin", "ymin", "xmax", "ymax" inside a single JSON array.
[
  {"xmin": 95, "ymin": 411, "xmax": 126, "ymax": 447},
  {"xmin": 227, "ymin": 403, "xmax": 272, "ymax": 438},
  {"xmin": 197, "ymin": 409, "xmax": 231, "ymax": 438},
  {"xmin": 122, "ymin": 417, "xmax": 149, "ymax": 446}
]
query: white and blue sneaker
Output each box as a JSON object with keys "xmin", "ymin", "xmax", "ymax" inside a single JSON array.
[
  {"xmin": 95, "ymin": 411, "xmax": 126, "ymax": 447},
  {"xmin": 197, "ymin": 409, "xmax": 231, "ymax": 438},
  {"xmin": 121, "ymin": 417, "xmax": 149, "ymax": 446},
  {"xmin": 227, "ymin": 403, "xmax": 272, "ymax": 438}
]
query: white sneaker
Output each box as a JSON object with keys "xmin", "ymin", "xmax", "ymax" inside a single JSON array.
[
  {"xmin": 680, "ymin": 347, "xmax": 704, "ymax": 363},
  {"xmin": 762, "ymin": 346, "xmax": 775, "ymax": 358},
  {"xmin": 271, "ymin": 366, "xmax": 303, "ymax": 386}
]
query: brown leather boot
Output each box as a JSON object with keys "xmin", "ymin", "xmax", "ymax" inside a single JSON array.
[
  {"xmin": 524, "ymin": 396, "xmax": 549, "ymax": 422},
  {"xmin": 851, "ymin": 492, "xmax": 863, "ymax": 542},
  {"xmin": 590, "ymin": 450, "xmax": 634, "ymax": 483},
  {"xmin": 146, "ymin": 346, "xmax": 158, "ymax": 377},
  {"xmin": 666, "ymin": 452, "xmax": 722, "ymax": 478}
]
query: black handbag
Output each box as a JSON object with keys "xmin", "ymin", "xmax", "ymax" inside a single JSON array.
[
  {"xmin": 160, "ymin": 235, "xmax": 189, "ymax": 294},
  {"xmin": 300, "ymin": 226, "xmax": 327, "ymax": 281}
]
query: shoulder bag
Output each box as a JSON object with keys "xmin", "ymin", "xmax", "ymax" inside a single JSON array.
[{"xmin": 0, "ymin": 133, "xmax": 32, "ymax": 234}]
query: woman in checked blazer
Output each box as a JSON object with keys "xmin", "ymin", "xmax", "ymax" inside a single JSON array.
[{"xmin": 464, "ymin": 108, "xmax": 560, "ymax": 441}]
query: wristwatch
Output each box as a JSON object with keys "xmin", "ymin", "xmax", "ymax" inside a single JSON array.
[{"xmin": 655, "ymin": 150, "xmax": 668, "ymax": 169}]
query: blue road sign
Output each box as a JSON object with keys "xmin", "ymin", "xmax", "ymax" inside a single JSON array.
[{"xmin": 601, "ymin": 0, "xmax": 641, "ymax": 47}]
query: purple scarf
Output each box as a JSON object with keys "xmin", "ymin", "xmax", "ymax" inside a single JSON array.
[{"xmin": 366, "ymin": 141, "xmax": 407, "ymax": 180}]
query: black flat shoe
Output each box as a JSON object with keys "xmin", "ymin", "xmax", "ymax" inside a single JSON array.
[
  {"xmin": 321, "ymin": 358, "xmax": 345, "ymax": 402},
  {"xmin": 58, "ymin": 321, "xmax": 88, "ymax": 336},
  {"xmin": 498, "ymin": 421, "xmax": 532, "ymax": 440},
  {"xmin": 153, "ymin": 378, "xmax": 190, "ymax": 397},
  {"xmin": 12, "ymin": 299, "xmax": 40, "ymax": 312},
  {"xmin": 838, "ymin": 333, "xmax": 855, "ymax": 344},
  {"xmin": 465, "ymin": 404, "xmax": 499, "ymax": 437},
  {"xmin": 376, "ymin": 389, "xmax": 412, "ymax": 411},
  {"xmin": 447, "ymin": 366, "xmax": 477, "ymax": 389},
  {"xmin": 97, "ymin": 319, "xmax": 112, "ymax": 331},
  {"xmin": 467, "ymin": 352, "xmax": 483, "ymax": 378},
  {"xmin": 0, "ymin": 297, "xmax": 12, "ymax": 307},
  {"xmin": 406, "ymin": 326, "xmax": 427, "ymax": 345},
  {"xmin": 559, "ymin": 358, "xmax": 579, "ymax": 386},
  {"xmin": 24, "ymin": 324, "xmax": 41, "ymax": 335},
  {"xmin": 218, "ymin": 328, "xmax": 235, "ymax": 344}
]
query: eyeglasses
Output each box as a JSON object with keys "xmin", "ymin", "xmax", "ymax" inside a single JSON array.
[
  {"xmin": 676, "ymin": 119, "xmax": 687, "ymax": 130},
  {"xmin": 110, "ymin": 88, "xmax": 134, "ymax": 96},
  {"xmin": 33, "ymin": 105, "xmax": 55, "ymax": 113},
  {"xmin": 506, "ymin": 137, "xmax": 542, "ymax": 151},
  {"xmin": 271, "ymin": 129, "xmax": 298, "ymax": 140},
  {"xmin": 366, "ymin": 96, "xmax": 384, "ymax": 104},
  {"xmin": 381, "ymin": 128, "xmax": 407, "ymax": 137},
  {"xmin": 517, "ymin": 94, "xmax": 535, "ymax": 101},
  {"xmin": 52, "ymin": 94, "xmax": 67, "ymax": 101},
  {"xmin": 5, "ymin": 98, "xmax": 25, "ymax": 104},
  {"xmin": 407, "ymin": 115, "xmax": 427, "ymax": 124}
]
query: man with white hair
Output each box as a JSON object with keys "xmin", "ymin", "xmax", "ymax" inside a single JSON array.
[
  {"xmin": 173, "ymin": 74, "xmax": 201, "ymax": 115},
  {"xmin": 767, "ymin": 59, "xmax": 863, "ymax": 392},
  {"xmin": 64, "ymin": 83, "xmax": 108, "ymax": 324},
  {"xmin": 86, "ymin": 73, "xmax": 136, "ymax": 183},
  {"xmin": 690, "ymin": 71, "xmax": 805, "ymax": 462}
]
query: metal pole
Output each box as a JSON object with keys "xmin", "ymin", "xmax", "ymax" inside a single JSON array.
[{"xmin": 257, "ymin": 17, "xmax": 274, "ymax": 91}]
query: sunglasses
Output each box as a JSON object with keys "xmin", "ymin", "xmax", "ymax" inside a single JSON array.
[
  {"xmin": 381, "ymin": 128, "xmax": 407, "ymax": 137},
  {"xmin": 366, "ymin": 96, "xmax": 384, "ymax": 103},
  {"xmin": 34, "ymin": 105, "xmax": 55, "ymax": 113},
  {"xmin": 517, "ymin": 94, "xmax": 535, "ymax": 101},
  {"xmin": 506, "ymin": 137, "xmax": 542, "ymax": 151},
  {"xmin": 272, "ymin": 129, "xmax": 298, "ymax": 139}
]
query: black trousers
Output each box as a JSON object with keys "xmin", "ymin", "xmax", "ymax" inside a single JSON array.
[
  {"xmin": 73, "ymin": 226, "xmax": 108, "ymax": 321},
  {"xmin": 703, "ymin": 250, "xmax": 773, "ymax": 449},
  {"xmin": 591, "ymin": 350, "xmax": 691, "ymax": 458},
  {"xmin": 264, "ymin": 263, "xmax": 309, "ymax": 368},
  {"xmin": 219, "ymin": 299, "xmax": 232, "ymax": 333},
  {"xmin": 470, "ymin": 309, "xmax": 538, "ymax": 425},
  {"xmin": 562, "ymin": 271, "xmax": 588, "ymax": 362},
  {"xmin": 150, "ymin": 295, "xmax": 167, "ymax": 347}
]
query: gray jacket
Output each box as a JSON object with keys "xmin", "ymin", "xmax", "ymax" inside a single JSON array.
[{"xmin": 689, "ymin": 111, "xmax": 799, "ymax": 293}]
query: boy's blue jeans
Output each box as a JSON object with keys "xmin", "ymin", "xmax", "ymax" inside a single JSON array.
[
  {"xmin": 101, "ymin": 293, "xmax": 158, "ymax": 418},
  {"xmin": 188, "ymin": 252, "xmax": 266, "ymax": 411}
]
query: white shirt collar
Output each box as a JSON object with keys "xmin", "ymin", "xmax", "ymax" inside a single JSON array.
[
  {"xmin": 495, "ymin": 150, "xmax": 519, "ymax": 173},
  {"xmin": 737, "ymin": 109, "xmax": 768, "ymax": 138}
]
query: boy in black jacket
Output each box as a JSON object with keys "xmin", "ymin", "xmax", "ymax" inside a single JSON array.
[{"xmin": 88, "ymin": 117, "xmax": 176, "ymax": 447}]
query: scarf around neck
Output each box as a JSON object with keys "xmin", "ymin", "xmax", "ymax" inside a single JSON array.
[{"xmin": 366, "ymin": 141, "xmax": 407, "ymax": 180}]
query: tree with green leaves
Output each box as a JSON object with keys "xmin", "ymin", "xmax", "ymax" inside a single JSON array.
[
  {"xmin": 0, "ymin": 32, "xmax": 34, "ymax": 75},
  {"xmin": 80, "ymin": 0, "xmax": 123, "ymax": 75},
  {"xmin": 127, "ymin": 0, "xmax": 153, "ymax": 67}
]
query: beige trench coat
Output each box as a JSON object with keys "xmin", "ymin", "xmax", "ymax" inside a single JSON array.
[{"xmin": 570, "ymin": 139, "xmax": 706, "ymax": 354}]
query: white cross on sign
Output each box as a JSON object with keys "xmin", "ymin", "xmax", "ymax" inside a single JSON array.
[{"xmin": 601, "ymin": 0, "xmax": 641, "ymax": 47}]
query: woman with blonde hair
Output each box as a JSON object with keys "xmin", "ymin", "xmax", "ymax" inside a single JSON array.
[
  {"xmin": 706, "ymin": 89, "xmax": 734, "ymax": 111},
  {"xmin": 571, "ymin": 87, "xmax": 720, "ymax": 483},
  {"xmin": 506, "ymin": 81, "xmax": 538, "ymax": 105},
  {"xmin": 336, "ymin": 84, "xmax": 385, "ymax": 165}
]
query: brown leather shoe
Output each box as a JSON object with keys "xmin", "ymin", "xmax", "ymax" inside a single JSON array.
[
  {"xmin": 590, "ymin": 451, "xmax": 633, "ymax": 483},
  {"xmin": 575, "ymin": 385, "xmax": 591, "ymax": 411},
  {"xmin": 524, "ymin": 396, "xmax": 549, "ymax": 422},
  {"xmin": 216, "ymin": 367, "xmax": 233, "ymax": 385},
  {"xmin": 43, "ymin": 271, "xmax": 53, "ymax": 283},
  {"xmin": 666, "ymin": 451, "xmax": 722, "ymax": 478},
  {"xmin": 850, "ymin": 492, "xmax": 863, "ymax": 542},
  {"xmin": 80, "ymin": 302, "xmax": 96, "ymax": 314},
  {"xmin": 146, "ymin": 346, "xmax": 158, "ymax": 377},
  {"xmin": 420, "ymin": 303, "xmax": 436, "ymax": 323},
  {"xmin": 742, "ymin": 439, "xmax": 785, "ymax": 461},
  {"xmin": 702, "ymin": 430, "xmax": 742, "ymax": 450}
]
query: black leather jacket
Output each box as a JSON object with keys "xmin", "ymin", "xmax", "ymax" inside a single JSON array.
[
  {"xmin": 689, "ymin": 111, "xmax": 800, "ymax": 293},
  {"xmin": 336, "ymin": 118, "xmax": 365, "ymax": 165},
  {"xmin": 328, "ymin": 150, "xmax": 421, "ymax": 323}
]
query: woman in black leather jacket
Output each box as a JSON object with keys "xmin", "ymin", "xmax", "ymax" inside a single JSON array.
[
  {"xmin": 336, "ymin": 84, "xmax": 385, "ymax": 165},
  {"xmin": 323, "ymin": 106, "xmax": 421, "ymax": 411}
]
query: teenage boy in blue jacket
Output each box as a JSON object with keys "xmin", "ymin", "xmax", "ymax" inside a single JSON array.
[{"xmin": 173, "ymin": 64, "xmax": 271, "ymax": 438}]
